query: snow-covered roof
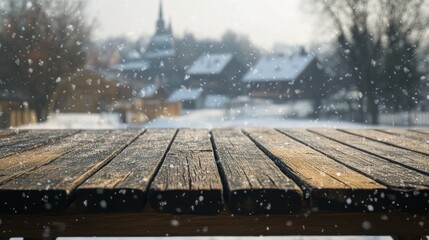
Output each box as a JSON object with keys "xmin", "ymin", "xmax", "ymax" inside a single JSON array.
[
  {"xmin": 0, "ymin": 90, "xmax": 28, "ymax": 101},
  {"xmin": 125, "ymin": 51, "xmax": 142, "ymax": 60},
  {"xmin": 242, "ymin": 55, "xmax": 315, "ymax": 83},
  {"xmin": 151, "ymin": 34, "xmax": 174, "ymax": 43},
  {"xmin": 186, "ymin": 53, "xmax": 234, "ymax": 75},
  {"xmin": 19, "ymin": 113, "xmax": 126, "ymax": 129},
  {"xmin": 167, "ymin": 88, "xmax": 203, "ymax": 102},
  {"xmin": 111, "ymin": 60, "xmax": 150, "ymax": 71},
  {"xmin": 139, "ymin": 85, "xmax": 159, "ymax": 98},
  {"xmin": 204, "ymin": 95, "xmax": 230, "ymax": 108},
  {"xmin": 146, "ymin": 33, "xmax": 175, "ymax": 59},
  {"xmin": 146, "ymin": 49, "xmax": 175, "ymax": 59}
]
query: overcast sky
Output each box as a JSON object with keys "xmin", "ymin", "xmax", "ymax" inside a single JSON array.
[{"xmin": 88, "ymin": 0, "xmax": 332, "ymax": 50}]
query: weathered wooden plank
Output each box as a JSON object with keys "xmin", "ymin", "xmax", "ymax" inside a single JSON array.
[
  {"xmin": 0, "ymin": 129, "xmax": 24, "ymax": 138},
  {"xmin": 0, "ymin": 130, "xmax": 142, "ymax": 213},
  {"xmin": 0, "ymin": 131, "xmax": 104, "ymax": 185},
  {"xmin": 344, "ymin": 129, "xmax": 429, "ymax": 155},
  {"xmin": 310, "ymin": 129, "xmax": 429, "ymax": 175},
  {"xmin": 0, "ymin": 129, "xmax": 57, "ymax": 146},
  {"xmin": 408, "ymin": 128, "xmax": 429, "ymax": 135},
  {"xmin": 244, "ymin": 128, "xmax": 386, "ymax": 212},
  {"xmin": 279, "ymin": 129, "xmax": 429, "ymax": 213},
  {"xmin": 0, "ymin": 208, "xmax": 427, "ymax": 238},
  {"xmin": 148, "ymin": 129, "xmax": 223, "ymax": 214},
  {"xmin": 0, "ymin": 130, "xmax": 78, "ymax": 159},
  {"xmin": 212, "ymin": 129, "xmax": 302, "ymax": 215},
  {"xmin": 411, "ymin": 129, "xmax": 429, "ymax": 135},
  {"xmin": 378, "ymin": 129, "xmax": 429, "ymax": 142},
  {"xmin": 76, "ymin": 129, "xmax": 176, "ymax": 212}
]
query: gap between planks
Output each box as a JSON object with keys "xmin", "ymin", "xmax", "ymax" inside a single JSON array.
[
  {"xmin": 343, "ymin": 129, "xmax": 429, "ymax": 156},
  {"xmin": 75, "ymin": 129, "xmax": 177, "ymax": 212},
  {"xmin": 0, "ymin": 130, "xmax": 144, "ymax": 213},
  {"xmin": 148, "ymin": 129, "xmax": 224, "ymax": 214},
  {"xmin": 211, "ymin": 129, "xmax": 302, "ymax": 215},
  {"xmin": 309, "ymin": 129, "xmax": 429, "ymax": 175},
  {"xmin": 244, "ymin": 128, "xmax": 387, "ymax": 212},
  {"xmin": 277, "ymin": 128, "xmax": 429, "ymax": 213}
]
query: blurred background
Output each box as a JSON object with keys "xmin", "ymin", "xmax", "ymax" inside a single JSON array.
[{"xmin": 1, "ymin": 0, "xmax": 429, "ymax": 129}]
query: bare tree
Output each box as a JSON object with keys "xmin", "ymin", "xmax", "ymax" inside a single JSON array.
[
  {"xmin": 0, "ymin": 0, "xmax": 92, "ymax": 121},
  {"xmin": 380, "ymin": 0, "xmax": 429, "ymax": 112},
  {"xmin": 310, "ymin": 0, "xmax": 429, "ymax": 124}
]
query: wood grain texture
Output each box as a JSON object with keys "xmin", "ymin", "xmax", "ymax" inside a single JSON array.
[
  {"xmin": 0, "ymin": 130, "xmax": 142, "ymax": 213},
  {"xmin": 212, "ymin": 129, "xmax": 302, "ymax": 214},
  {"xmin": 0, "ymin": 208, "xmax": 427, "ymax": 238},
  {"xmin": 148, "ymin": 129, "xmax": 223, "ymax": 214},
  {"xmin": 0, "ymin": 128, "xmax": 428, "ymax": 219},
  {"xmin": 0, "ymin": 129, "xmax": 58, "ymax": 146},
  {"xmin": 279, "ymin": 129, "xmax": 429, "ymax": 212},
  {"xmin": 310, "ymin": 129, "xmax": 429, "ymax": 175},
  {"xmin": 0, "ymin": 129, "xmax": 43, "ymax": 145},
  {"xmin": 0, "ymin": 130, "xmax": 78, "ymax": 159},
  {"xmin": 411, "ymin": 129, "xmax": 429, "ymax": 135},
  {"xmin": 76, "ymin": 129, "xmax": 176, "ymax": 212},
  {"xmin": 0, "ymin": 129, "xmax": 23, "ymax": 138},
  {"xmin": 0, "ymin": 131, "xmax": 104, "ymax": 185},
  {"xmin": 378, "ymin": 129, "xmax": 429, "ymax": 142},
  {"xmin": 244, "ymin": 128, "xmax": 386, "ymax": 212},
  {"xmin": 344, "ymin": 129, "xmax": 429, "ymax": 155}
]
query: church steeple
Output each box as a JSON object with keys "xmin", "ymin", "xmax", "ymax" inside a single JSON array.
[
  {"xmin": 158, "ymin": 1, "xmax": 163, "ymax": 20},
  {"xmin": 156, "ymin": 1, "xmax": 165, "ymax": 34},
  {"xmin": 168, "ymin": 19, "xmax": 172, "ymax": 34}
]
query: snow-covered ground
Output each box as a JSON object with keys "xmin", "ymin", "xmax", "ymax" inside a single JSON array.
[
  {"xmin": 142, "ymin": 108, "xmax": 364, "ymax": 128},
  {"xmin": 18, "ymin": 101, "xmax": 366, "ymax": 130},
  {"xmin": 19, "ymin": 113, "xmax": 127, "ymax": 129},
  {"xmin": 142, "ymin": 100, "xmax": 364, "ymax": 129}
]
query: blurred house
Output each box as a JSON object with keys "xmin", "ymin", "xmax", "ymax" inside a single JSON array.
[
  {"xmin": 242, "ymin": 52, "xmax": 328, "ymax": 102},
  {"xmin": 185, "ymin": 53, "xmax": 244, "ymax": 96},
  {"xmin": 110, "ymin": 60, "xmax": 151, "ymax": 86},
  {"xmin": 127, "ymin": 84, "xmax": 181, "ymax": 124},
  {"xmin": 168, "ymin": 88, "xmax": 204, "ymax": 109},
  {"xmin": 0, "ymin": 91, "xmax": 36, "ymax": 128},
  {"xmin": 203, "ymin": 95, "xmax": 231, "ymax": 109},
  {"xmin": 138, "ymin": 84, "xmax": 169, "ymax": 101},
  {"xmin": 49, "ymin": 69, "xmax": 133, "ymax": 116}
]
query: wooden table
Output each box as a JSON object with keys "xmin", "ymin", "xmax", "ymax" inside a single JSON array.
[{"xmin": 0, "ymin": 128, "xmax": 428, "ymax": 239}]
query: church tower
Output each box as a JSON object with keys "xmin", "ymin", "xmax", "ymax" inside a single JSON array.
[
  {"xmin": 156, "ymin": 1, "xmax": 166, "ymax": 34},
  {"xmin": 146, "ymin": 0, "xmax": 175, "ymax": 62},
  {"xmin": 144, "ymin": 0, "xmax": 180, "ymax": 90},
  {"xmin": 167, "ymin": 19, "xmax": 173, "ymax": 35}
]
